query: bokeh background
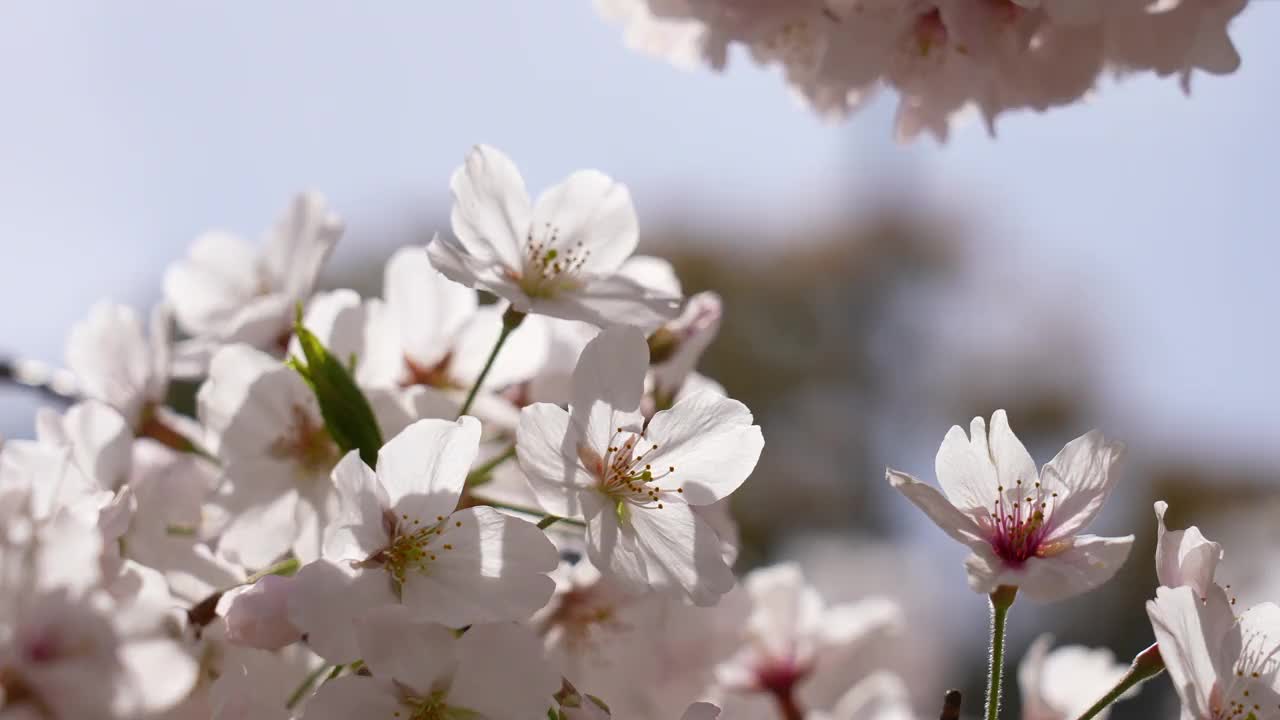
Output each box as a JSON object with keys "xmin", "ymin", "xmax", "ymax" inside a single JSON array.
[{"xmin": 2, "ymin": 4, "xmax": 1277, "ymax": 718}]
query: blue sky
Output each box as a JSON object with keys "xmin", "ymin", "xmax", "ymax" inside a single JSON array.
[{"xmin": 1, "ymin": 2, "xmax": 1276, "ymax": 460}]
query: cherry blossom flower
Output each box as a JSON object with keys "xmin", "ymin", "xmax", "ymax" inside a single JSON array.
[
  {"xmin": 287, "ymin": 417, "xmax": 558, "ymax": 662},
  {"xmin": 164, "ymin": 193, "xmax": 342, "ymax": 373},
  {"xmin": 0, "ymin": 500, "xmax": 196, "ymax": 719},
  {"xmin": 66, "ymin": 302, "xmax": 182, "ymax": 438},
  {"xmin": 301, "ymin": 606, "xmax": 560, "ymax": 720},
  {"xmin": 1156, "ymin": 500, "xmax": 1225, "ymax": 599},
  {"xmin": 888, "ymin": 410, "xmax": 1133, "ymax": 602},
  {"xmin": 517, "ymin": 326, "xmax": 762, "ymax": 605},
  {"xmin": 1018, "ymin": 634, "xmax": 1134, "ymax": 720},
  {"xmin": 296, "ymin": 262, "xmax": 546, "ymax": 406},
  {"xmin": 381, "ymin": 246, "xmax": 548, "ymax": 392},
  {"xmin": 536, "ymin": 547, "xmax": 745, "ymax": 719},
  {"xmin": 427, "ymin": 145, "xmax": 681, "ymax": 330},
  {"xmin": 1147, "ymin": 584, "xmax": 1280, "ymax": 720},
  {"xmin": 198, "ymin": 344, "xmax": 344, "ymax": 568},
  {"xmin": 713, "ymin": 563, "xmax": 904, "ymax": 719}
]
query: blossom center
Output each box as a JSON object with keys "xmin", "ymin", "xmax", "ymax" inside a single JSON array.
[
  {"xmin": 362, "ymin": 511, "xmax": 463, "ymax": 585},
  {"xmin": 515, "ymin": 223, "xmax": 590, "ymax": 298},
  {"xmin": 580, "ymin": 428, "xmax": 680, "ymax": 523},
  {"xmin": 269, "ymin": 405, "xmax": 338, "ymax": 474},
  {"xmin": 541, "ymin": 584, "xmax": 626, "ymax": 655},
  {"xmin": 987, "ymin": 479, "xmax": 1059, "ymax": 566},
  {"xmin": 394, "ymin": 687, "xmax": 472, "ymax": 720},
  {"xmin": 402, "ymin": 353, "xmax": 458, "ymax": 390}
]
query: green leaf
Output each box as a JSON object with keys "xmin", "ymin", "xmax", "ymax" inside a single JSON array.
[{"xmin": 288, "ymin": 315, "xmax": 383, "ymax": 467}]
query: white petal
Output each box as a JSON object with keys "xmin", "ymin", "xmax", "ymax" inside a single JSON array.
[
  {"xmin": 531, "ymin": 273, "xmax": 681, "ymax": 331},
  {"xmin": 1154, "ymin": 500, "xmax": 1222, "ymax": 597},
  {"xmin": 627, "ymin": 500, "xmax": 736, "ymax": 606},
  {"xmin": 644, "ymin": 391, "xmax": 763, "ymax": 505},
  {"xmin": 163, "ymin": 230, "xmax": 259, "ymax": 336},
  {"xmin": 516, "ymin": 403, "xmax": 597, "ymax": 518},
  {"xmin": 260, "ymin": 192, "xmax": 343, "ymax": 301},
  {"xmin": 216, "ymin": 465, "xmax": 302, "ymax": 569},
  {"xmin": 222, "ymin": 574, "xmax": 303, "ymax": 651},
  {"xmin": 450, "ymin": 622, "xmax": 561, "ymax": 718},
  {"xmin": 426, "ymin": 231, "xmax": 529, "ymax": 306},
  {"xmin": 531, "ymin": 168, "xmax": 638, "ymax": 275},
  {"xmin": 66, "ymin": 302, "xmax": 154, "ymax": 424},
  {"xmin": 617, "ymin": 255, "xmax": 683, "ymax": 298},
  {"xmin": 449, "ymin": 144, "xmax": 530, "ymax": 271},
  {"xmin": 376, "ymin": 417, "xmax": 481, "ymax": 523},
  {"xmin": 325, "ymin": 450, "xmax": 391, "ymax": 561},
  {"xmin": 198, "ymin": 343, "xmax": 317, "ymax": 459},
  {"xmin": 1002, "ymin": 534, "xmax": 1135, "ymax": 602},
  {"xmin": 828, "ymin": 673, "xmax": 914, "ymax": 720},
  {"xmin": 354, "ymin": 604, "xmax": 458, "ymax": 690},
  {"xmin": 399, "ymin": 506, "xmax": 558, "ymax": 627},
  {"xmin": 570, "ymin": 325, "xmax": 649, "ymax": 421},
  {"xmin": 1147, "ymin": 585, "xmax": 1229, "ymax": 720},
  {"xmin": 286, "ymin": 560, "xmax": 397, "ymax": 664},
  {"xmin": 61, "ymin": 400, "xmax": 133, "ymax": 490},
  {"xmin": 1017, "ymin": 634, "xmax": 1053, "ymax": 719},
  {"xmin": 1041, "ymin": 430, "xmax": 1124, "ymax": 541},
  {"xmin": 584, "ymin": 492, "xmax": 651, "ymax": 596},
  {"xmin": 384, "ymin": 245, "xmax": 478, "ymax": 370},
  {"xmin": 987, "ymin": 409, "xmax": 1039, "ymax": 488},
  {"xmin": 301, "ymin": 676, "xmax": 402, "ymax": 720},
  {"xmin": 887, "ymin": 469, "xmax": 985, "ymax": 546},
  {"xmin": 934, "ymin": 419, "xmax": 999, "ymax": 517}
]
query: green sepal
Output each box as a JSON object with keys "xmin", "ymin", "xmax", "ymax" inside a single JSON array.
[{"xmin": 287, "ymin": 308, "xmax": 383, "ymax": 467}]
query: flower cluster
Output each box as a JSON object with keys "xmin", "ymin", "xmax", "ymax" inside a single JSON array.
[
  {"xmin": 7, "ymin": 142, "xmax": 1278, "ymax": 720},
  {"xmin": 891, "ymin": 411, "xmax": 1280, "ymax": 720},
  {"xmin": 597, "ymin": 0, "xmax": 1248, "ymax": 140},
  {"xmin": 0, "ymin": 145, "xmax": 922, "ymax": 720}
]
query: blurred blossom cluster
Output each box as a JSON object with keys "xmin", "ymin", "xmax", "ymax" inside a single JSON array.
[{"xmin": 597, "ymin": 0, "xmax": 1247, "ymax": 140}]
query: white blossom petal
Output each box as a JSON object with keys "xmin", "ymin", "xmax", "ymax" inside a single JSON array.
[
  {"xmin": 399, "ymin": 506, "xmax": 558, "ymax": 627},
  {"xmin": 376, "ymin": 417, "xmax": 480, "ymax": 523},
  {"xmin": 449, "ymin": 622, "xmax": 561, "ymax": 718},
  {"xmin": 449, "ymin": 144, "xmax": 530, "ymax": 271},
  {"xmin": 530, "ymin": 169, "xmax": 638, "ymax": 275},
  {"xmin": 644, "ymin": 391, "xmax": 763, "ymax": 505}
]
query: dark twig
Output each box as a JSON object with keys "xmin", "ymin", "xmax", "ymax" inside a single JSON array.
[
  {"xmin": 0, "ymin": 356, "xmax": 77, "ymax": 404},
  {"xmin": 940, "ymin": 689, "xmax": 962, "ymax": 720}
]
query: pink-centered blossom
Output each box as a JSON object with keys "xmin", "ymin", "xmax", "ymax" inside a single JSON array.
[{"xmin": 888, "ymin": 410, "xmax": 1133, "ymax": 601}]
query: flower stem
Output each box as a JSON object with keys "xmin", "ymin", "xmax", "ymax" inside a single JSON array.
[
  {"xmin": 285, "ymin": 663, "xmax": 334, "ymax": 710},
  {"xmin": 457, "ymin": 308, "xmax": 524, "ymax": 418},
  {"xmin": 985, "ymin": 585, "xmax": 1017, "ymax": 720},
  {"xmin": 939, "ymin": 689, "xmax": 962, "ymax": 720},
  {"xmin": 245, "ymin": 555, "xmax": 301, "ymax": 584},
  {"xmin": 481, "ymin": 499, "xmax": 584, "ymax": 528},
  {"xmin": 1072, "ymin": 643, "xmax": 1164, "ymax": 720},
  {"xmin": 769, "ymin": 686, "xmax": 804, "ymax": 720},
  {"xmin": 465, "ymin": 444, "xmax": 516, "ymax": 487}
]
